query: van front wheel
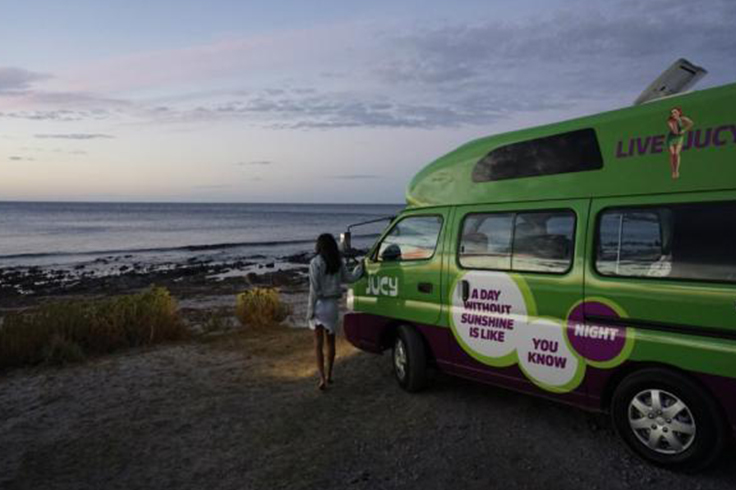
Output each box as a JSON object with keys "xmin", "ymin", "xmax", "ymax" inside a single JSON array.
[
  {"xmin": 611, "ymin": 369, "xmax": 726, "ymax": 471},
  {"xmin": 392, "ymin": 325, "xmax": 428, "ymax": 392}
]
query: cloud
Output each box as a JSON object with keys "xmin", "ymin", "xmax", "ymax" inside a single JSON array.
[
  {"xmin": 366, "ymin": 0, "xmax": 736, "ymax": 121},
  {"xmin": 170, "ymin": 88, "xmax": 525, "ymax": 129},
  {"xmin": 380, "ymin": 0, "xmax": 736, "ymax": 89},
  {"xmin": 4, "ymin": 1, "xmax": 734, "ymax": 135},
  {"xmin": 0, "ymin": 67, "xmax": 51, "ymax": 93},
  {"xmin": 34, "ymin": 133, "xmax": 115, "ymax": 140},
  {"xmin": 0, "ymin": 109, "xmax": 112, "ymax": 122},
  {"xmin": 23, "ymin": 91, "xmax": 127, "ymax": 106},
  {"xmin": 0, "ymin": 69, "xmax": 134, "ymax": 123}
]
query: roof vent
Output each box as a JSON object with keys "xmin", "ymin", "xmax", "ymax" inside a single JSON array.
[{"xmin": 633, "ymin": 58, "xmax": 707, "ymax": 106}]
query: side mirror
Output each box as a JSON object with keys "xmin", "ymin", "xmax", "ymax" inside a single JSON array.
[
  {"xmin": 339, "ymin": 231, "xmax": 353, "ymax": 254},
  {"xmin": 381, "ymin": 244, "xmax": 401, "ymax": 262}
]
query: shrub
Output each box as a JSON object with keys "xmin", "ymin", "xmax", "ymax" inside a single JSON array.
[
  {"xmin": 235, "ymin": 288, "xmax": 291, "ymax": 327},
  {"xmin": 0, "ymin": 286, "xmax": 185, "ymax": 369},
  {"xmin": 43, "ymin": 335, "xmax": 86, "ymax": 365}
]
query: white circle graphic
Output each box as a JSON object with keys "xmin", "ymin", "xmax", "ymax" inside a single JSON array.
[
  {"xmin": 451, "ymin": 271, "xmax": 525, "ymax": 359},
  {"xmin": 517, "ymin": 318, "xmax": 580, "ymax": 388}
]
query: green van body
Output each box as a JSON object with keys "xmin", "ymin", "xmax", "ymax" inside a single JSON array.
[{"xmin": 343, "ymin": 82, "xmax": 736, "ymax": 465}]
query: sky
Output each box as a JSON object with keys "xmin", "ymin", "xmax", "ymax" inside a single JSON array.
[{"xmin": 1, "ymin": 0, "xmax": 734, "ymax": 204}]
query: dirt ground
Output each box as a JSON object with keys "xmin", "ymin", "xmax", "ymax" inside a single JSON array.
[{"xmin": 1, "ymin": 295, "xmax": 735, "ymax": 490}]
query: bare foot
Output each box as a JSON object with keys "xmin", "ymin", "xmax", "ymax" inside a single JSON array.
[{"xmin": 318, "ymin": 380, "xmax": 327, "ymax": 391}]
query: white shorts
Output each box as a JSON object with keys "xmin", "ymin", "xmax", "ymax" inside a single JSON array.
[{"xmin": 308, "ymin": 298, "xmax": 340, "ymax": 335}]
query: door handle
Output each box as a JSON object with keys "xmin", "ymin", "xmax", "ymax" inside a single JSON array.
[
  {"xmin": 418, "ymin": 282, "xmax": 433, "ymax": 294},
  {"xmin": 461, "ymin": 280, "xmax": 470, "ymax": 302}
]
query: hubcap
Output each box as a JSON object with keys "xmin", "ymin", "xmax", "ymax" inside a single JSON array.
[
  {"xmin": 394, "ymin": 338, "xmax": 407, "ymax": 381},
  {"xmin": 628, "ymin": 389, "xmax": 696, "ymax": 455}
]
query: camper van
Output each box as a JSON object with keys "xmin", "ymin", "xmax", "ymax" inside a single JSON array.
[{"xmin": 342, "ymin": 76, "xmax": 736, "ymax": 469}]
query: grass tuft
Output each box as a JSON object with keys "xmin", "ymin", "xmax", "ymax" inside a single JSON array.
[
  {"xmin": 0, "ymin": 286, "xmax": 186, "ymax": 369},
  {"xmin": 235, "ymin": 288, "xmax": 291, "ymax": 328}
]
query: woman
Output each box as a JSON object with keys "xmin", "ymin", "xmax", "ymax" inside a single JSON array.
[
  {"xmin": 308, "ymin": 233, "xmax": 364, "ymax": 390},
  {"xmin": 666, "ymin": 107, "xmax": 694, "ymax": 180}
]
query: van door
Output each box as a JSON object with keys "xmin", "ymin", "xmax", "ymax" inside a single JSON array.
[
  {"xmin": 357, "ymin": 209, "xmax": 448, "ymax": 326},
  {"xmin": 444, "ymin": 199, "xmax": 590, "ymax": 400},
  {"xmin": 583, "ymin": 193, "xmax": 736, "ymax": 383}
]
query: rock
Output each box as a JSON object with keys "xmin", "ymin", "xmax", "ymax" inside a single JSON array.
[{"xmin": 282, "ymin": 252, "xmax": 313, "ymax": 264}]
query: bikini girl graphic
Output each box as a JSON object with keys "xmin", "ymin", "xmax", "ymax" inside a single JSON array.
[{"xmin": 666, "ymin": 107, "xmax": 694, "ymax": 179}]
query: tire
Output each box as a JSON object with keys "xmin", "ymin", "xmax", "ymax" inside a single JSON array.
[
  {"xmin": 611, "ymin": 368, "xmax": 727, "ymax": 471},
  {"xmin": 392, "ymin": 325, "xmax": 428, "ymax": 392}
]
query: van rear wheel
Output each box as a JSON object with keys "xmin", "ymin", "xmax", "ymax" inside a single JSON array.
[
  {"xmin": 392, "ymin": 325, "xmax": 428, "ymax": 392},
  {"xmin": 611, "ymin": 368, "xmax": 726, "ymax": 471}
]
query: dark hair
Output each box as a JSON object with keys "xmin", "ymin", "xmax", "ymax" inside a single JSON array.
[{"xmin": 316, "ymin": 233, "xmax": 342, "ymax": 275}]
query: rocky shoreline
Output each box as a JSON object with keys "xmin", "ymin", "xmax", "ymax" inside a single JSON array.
[
  {"xmin": 0, "ymin": 250, "xmax": 321, "ymax": 311},
  {"xmin": 0, "ymin": 248, "xmax": 369, "ymax": 315}
]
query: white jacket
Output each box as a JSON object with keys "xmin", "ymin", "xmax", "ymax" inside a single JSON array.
[{"xmin": 307, "ymin": 255, "xmax": 363, "ymax": 320}]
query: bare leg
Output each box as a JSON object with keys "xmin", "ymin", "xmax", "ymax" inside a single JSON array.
[
  {"xmin": 668, "ymin": 146, "xmax": 678, "ymax": 179},
  {"xmin": 313, "ymin": 326, "xmax": 326, "ymax": 390},
  {"xmin": 673, "ymin": 143, "xmax": 682, "ymax": 179},
  {"xmin": 326, "ymin": 332, "xmax": 336, "ymax": 383}
]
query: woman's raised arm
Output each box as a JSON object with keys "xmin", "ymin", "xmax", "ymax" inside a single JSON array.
[{"xmin": 341, "ymin": 259, "xmax": 364, "ymax": 284}]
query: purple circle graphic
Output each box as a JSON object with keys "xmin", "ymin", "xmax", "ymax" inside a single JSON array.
[{"xmin": 567, "ymin": 302, "xmax": 626, "ymax": 362}]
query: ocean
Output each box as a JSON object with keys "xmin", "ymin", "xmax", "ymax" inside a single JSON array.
[{"xmin": 0, "ymin": 202, "xmax": 403, "ymax": 270}]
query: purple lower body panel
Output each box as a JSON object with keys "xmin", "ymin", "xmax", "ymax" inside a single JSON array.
[
  {"xmin": 345, "ymin": 312, "xmax": 736, "ymax": 435},
  {"xmin": 345, "ymin": 312, "xmax": 590, "ymax": 409}
]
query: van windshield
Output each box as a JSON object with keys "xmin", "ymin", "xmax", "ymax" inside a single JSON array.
[{"xmin": 377, "ymin": 215, "xmax": 443, "ymax": 262}]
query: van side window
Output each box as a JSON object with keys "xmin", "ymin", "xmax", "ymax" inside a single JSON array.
[
  {"xmin": 459, "ymin": 210, "xmax": 575, "ymax": 274},
  {"xmin": 376, "ymin": 215, "xmax": 443, "ymax": 262},
  {"xmin": 459, "ymin": 213, "xmax": 513, "ymax": 270},
  {"xmin": 597, "ymin": 211, "xmax": 664, "ymax": 277},
  {"xmin": 596, "ymin": 202, "xmax": 736, "ymax": 283},
  {"xmin": 472, "ymin": 128, "xmax": 603, "ymax": 182},
  {"xmin": 512, "ymin": 212, "xmax": 575, "ymax": 273}
]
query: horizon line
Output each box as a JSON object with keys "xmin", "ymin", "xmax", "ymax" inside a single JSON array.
[{"xmin": 0, "ymin": 199, "xmax": 406, "ymax": 206}]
